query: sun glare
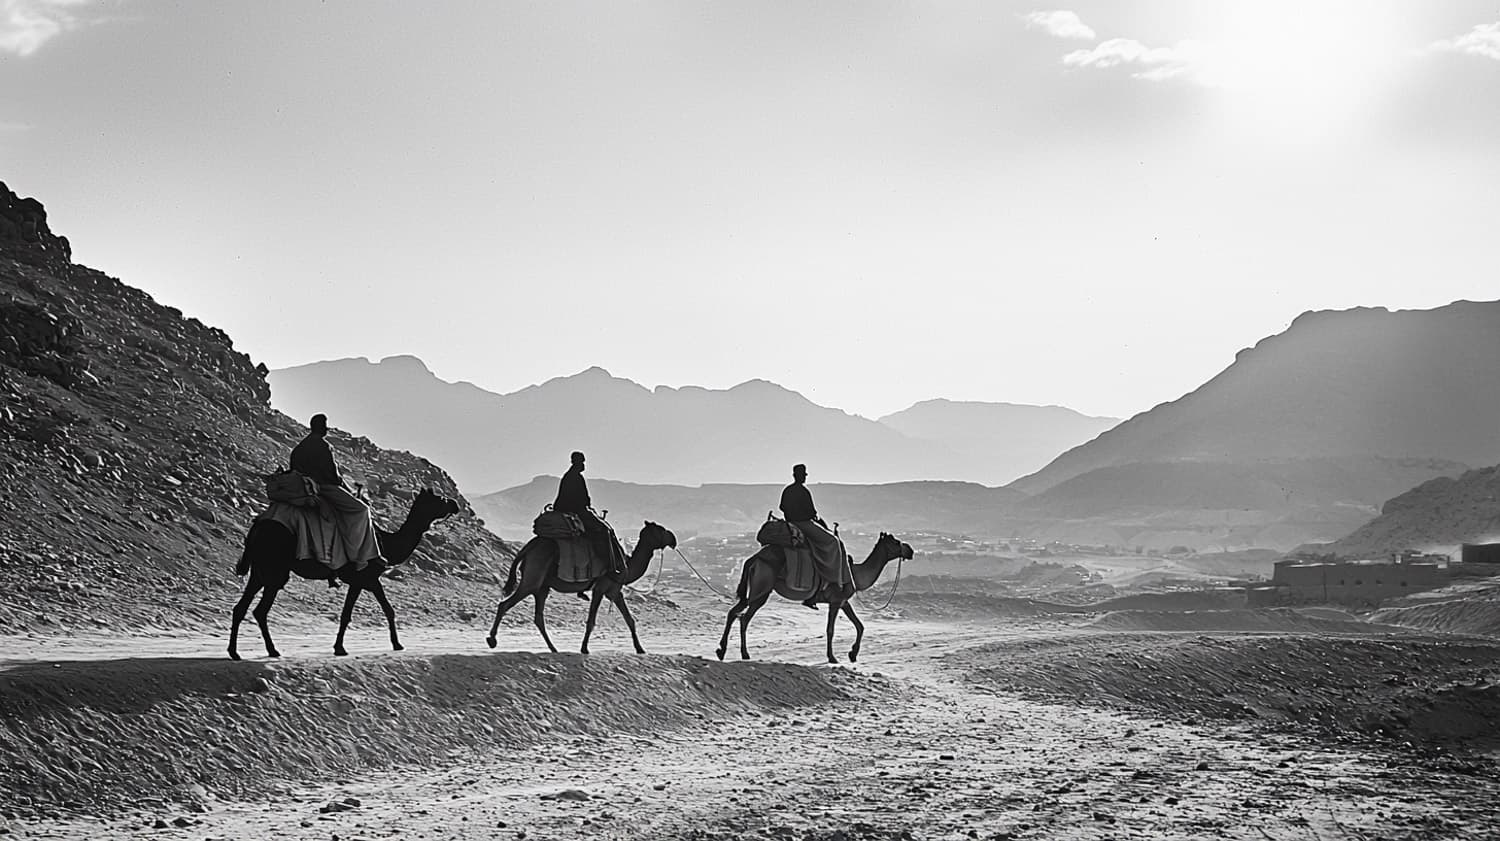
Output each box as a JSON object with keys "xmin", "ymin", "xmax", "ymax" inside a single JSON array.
[{"xmin": 1212, "ymin": 0, "xmax": 1410, "ymax": 136}]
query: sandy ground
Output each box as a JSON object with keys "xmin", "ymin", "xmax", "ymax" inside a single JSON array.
[{"xmin": 3, "ymin": 591, "xmax": 1500, "ymax": 840}]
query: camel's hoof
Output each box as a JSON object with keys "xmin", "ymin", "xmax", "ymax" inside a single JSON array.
[
  {"xmin": 267, "ymin": 650, "xmax": 281, "ymax": 659},
  {"xmin": 827, "ymin": 657, "xmax": 839, "ymax": 665},
  {"xmin": 715, "ymin": 648, "xmax": 725, "ymax": 661},
  {"xmin": 485, "ymin": 636, "xmax": 497, "ymax": 649},
  {"xmin": 741, "ymin": 653, "xmax": 750, "ymax": 661},
  {"xmin": 849, "ymin": 650, "xmax": 859, "ymax": 663},
  {"xmin": 580, "ymin": 648, "xmax": 590, "ymax": 656},
  {"xmin": 634, "ymin": 647, "xmax": 646, "ymax": 655},
  {"xmin": 392, "ymin": 643, "xmax": 405, "ymax": 652},
  {"xmin": 228, "ymin": 650, "xmax": 240, "ymax": 662},
  {"xmin": 334, "ymin": 648, "xmax": 348, "ymax": 657}
]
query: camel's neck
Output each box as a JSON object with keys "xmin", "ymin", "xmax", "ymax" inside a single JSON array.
[
  {"xmin": 618, "ymin": 539, "xmax": 659, "ymax": 585},
  {"xmin": 377, "ymin": 508, "xmax": 431, "ymax": 564},
  {"xmin": 851, "ymin": 545, "xmax": 896, "ymax": 592}
]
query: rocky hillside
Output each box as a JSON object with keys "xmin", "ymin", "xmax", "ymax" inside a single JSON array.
[
  {"xmin": 0, "ymin": 182, "xmax": 513, "ymax": 636},
  {"xmin": 1012, "ymin": 302, "xmax": 1500, "ymax": 494},
  {"xmin": 1319, "ymin": 465, "xmax": 1500, "ymax": 558}
]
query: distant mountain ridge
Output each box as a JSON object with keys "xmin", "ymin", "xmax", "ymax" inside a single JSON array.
[
  {"xmin": 473, "ymin": 476, "xmax": 1026, "ymax": 541},
  {"xmin": 269, "ymin": 357, "xmax": 1114, "ymax": 492},
  {"xmin": 1011, "ymin": 301, "xmax": 1500, "ymax": 495},
  {"xmin": 878, "ymin": 399, "xmax": 1117, "ymax": 484}
]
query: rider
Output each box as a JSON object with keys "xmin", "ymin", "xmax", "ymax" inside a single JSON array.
[
  {"xmin": 290, "ymin": 413, "xmax": 382, "ymax": 572},
  {"xmin": 554, "ymin": 451, "xmax": 625, "ymax": 574},
  {"xmin": 780, "ymin": 463, "xmax": 847, "ymax": 608}
]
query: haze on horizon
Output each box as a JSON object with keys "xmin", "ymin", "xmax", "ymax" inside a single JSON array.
[{"xmin": 3, "ymin": 1, "xmax": 1498, "ymax": 420}]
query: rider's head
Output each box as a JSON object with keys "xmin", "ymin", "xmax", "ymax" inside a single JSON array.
[
  {"xmin": 310, "ymin": 414, "xmax": 328, "ymax": 436},
  {"xmin": 793, "ymin": 463, "xmax": 807, "ymax": 483},
  {"xmin": 571, "ymin": 451, "xmax": 586, "ymax": 471}
]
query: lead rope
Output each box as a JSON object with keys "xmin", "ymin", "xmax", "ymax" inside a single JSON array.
[
  {"xmin": 672, "ymin": 547, "xmax": 737, "ymax": 602},
  {"xmin": 624, "ymin": 548, "xmax": 667, "ymax": 595},
  {"xmin": 853, "ymin": 555, "xmax": 905, "ymax": 612}
]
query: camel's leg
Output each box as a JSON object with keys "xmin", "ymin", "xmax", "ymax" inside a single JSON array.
[
  {"xmin": 825, "ymin": 600, "xmax": 841, "ymax": 664},
  {"xmin": 533, "ymin": 589, "xmax": 559, "ymax": 654},
  {"xmin": 717, "ymin": 598, "xmax": 748, "ymax": 661},
  {"xmin": 840, "ymin": 601, "xmax": 865, "ymax": 663},
  {"xmin": 581, "ymin": 586, "xmax": 608, "ymax": 655},
  {"xmin": 608, "ymin": 589, "xmax": 645, "ymax": 654},
  {"xmin": 739, "ymin": 594, "xmax": 769, "ymax": 661},
  {"xmin": 252, "ymin": 583, "xmax": 284, "ymax": 658},
  {"xmin": 486, "ymin": 582, "xmax": 529, "ymax": 649},
  {"xmin": 370, "ymin": 580, "xmax": 403, "ymax": 652},
  {"xmin": 333, "ymin": 584, "xmax": 363, "ymax": 657},
  {"xmin": 228, "ymin": 573, "xmax": 263, "ymax": 661}
]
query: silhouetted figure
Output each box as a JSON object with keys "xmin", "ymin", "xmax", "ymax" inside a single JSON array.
[
  {"xmin": 554, "ymin": 451, "xmax": 624, "ymax": 574},
  {"xmin": 291, "ymin": 414, "xmax": 382, "ymax": 571},
  {"xmin": 780, "ymin": 463, "xmax": 849, "ymax": 608}
]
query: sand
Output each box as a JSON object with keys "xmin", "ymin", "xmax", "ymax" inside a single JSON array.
[{"xmin": 3, "ymin": 589, "xmax": 1500, "ymax": 840}]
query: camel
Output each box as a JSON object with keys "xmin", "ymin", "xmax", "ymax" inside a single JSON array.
[
  {"xmin": 228, "ymin": 488, "xmax": 459, "ymax": 660},
  {"xmin": 717, "ymin": 531, "xmax": 913, "ymax": 664},
  {"xmin": 485, "ymin": 521, "xmax": 676, "ymax": 655}
]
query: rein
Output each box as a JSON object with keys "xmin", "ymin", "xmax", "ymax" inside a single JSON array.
[
  {"xmin": 853, "ymin": 552, "xmax": 904, "ymax": 611},
  {"xmin": 624, "ymin": 546, "xmax": 667, "ymax": 595},
  {"xmin": 672, "ymin": 547, "xmax": 737, "ymax": 601}
]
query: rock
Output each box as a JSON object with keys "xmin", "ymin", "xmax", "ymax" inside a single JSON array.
[
  {"xmin": 152, "ymin": 818, "xmax": 169, "ymax": 829},
  {"xmin": 170, "ymin": 817, "xmax": 194, "ymax": 828},
  {"xmin": 1194, "ymin": 760, "xmax": 1210, "ymax": 771},
  {"xmin": 185, "ymin": 504, "xmax": 216, "ymax": 524}
]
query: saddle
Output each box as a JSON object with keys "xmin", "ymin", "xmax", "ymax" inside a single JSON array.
[
  {"xmin": 264, "ymin": 469, "xmax": 319, "ymax": 507},
  {"xmin": 533, "ymin": 509, "xmax": 585, "ymax": 540},
  {"xmin": 756, "ymin": 513, "xmax": 805, "ymax": 548}
]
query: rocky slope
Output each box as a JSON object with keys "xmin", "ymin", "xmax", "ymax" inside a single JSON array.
[
  {"xmin": 1012, "ymin": 301, "xmax": 1500, "ymax": 494},
  {"xmin": 0, "ymin": 182, "xmax": 513, "ymax": 636},
  {"xmin": 1319, "ymin": 464, "xmax": 1500, "ymax": 558}
]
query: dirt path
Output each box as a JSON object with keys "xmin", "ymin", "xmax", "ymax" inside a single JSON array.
[{"xmin": 6, "ymin": 605, "xmax": 1499, "ymax": 840}]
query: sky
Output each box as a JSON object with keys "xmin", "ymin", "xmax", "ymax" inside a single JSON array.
[{"xmin": 3, "ymin": 0, "xmax": 1499, "ymax": 420}]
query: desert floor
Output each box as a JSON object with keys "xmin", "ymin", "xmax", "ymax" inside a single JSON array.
[{"xmin": 2, "ymin": 582, "xmax": 1498, "ymax": 841}]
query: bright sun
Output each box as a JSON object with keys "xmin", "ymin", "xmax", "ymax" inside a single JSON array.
[{"xmin": 1210, "ymin": 0, "xmax": 1410, "ymax": 134}]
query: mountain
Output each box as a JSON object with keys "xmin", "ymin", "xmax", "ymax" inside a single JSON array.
[
  {"xmin": 1002, "ymin": 457, "xmax": 1467, "ymax": 552},
  {"xmin": 1318, "ymin": 465, "xmax": 1500, "ymax": 559},
  {"xmin": 271, "ymin": 359, "xmax": 1110, "ymax": 492},
  {"xmin": 0, "ymin": 183, "xmax": 512, "ymax": 634},
  {"xmin": 474, "ymin": 477, "xmax": 1026, "ymax": 542},
  {"xmin": 984, "ymin": 301, "xmax": 1500, "ymax": 551},
  {"xmin": 1011, "ymin": 302, "xmax": 1500, "ymax": 495},
  {"xmin": 878, "ymin": 399, "xmax": 1118, "ymax": 484}
]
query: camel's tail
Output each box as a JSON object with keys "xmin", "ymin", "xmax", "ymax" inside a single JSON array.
[
  {"xmin": 235, "ymin": 522, "xmax": 258, "ymax": 577},
  {"xmin": 502, "ymin": 538, "xmax": 535, "ymax": 596}
]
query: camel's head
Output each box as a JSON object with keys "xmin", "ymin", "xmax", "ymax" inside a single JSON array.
[
  {"xmin": 640, "ymin": 520, "xmax": 677, "ymax": 551},
  {"xmin": 878, "ymin": 531, "xmax": 914, "ymax": 562},
  {"xmin": 413, "ymin": 487, "xmax": 461, "ymax": 525}
]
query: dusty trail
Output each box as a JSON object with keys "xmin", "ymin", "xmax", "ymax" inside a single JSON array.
[{"xmin": 5, "ymin": 597, "xmax": 1500, "ymax": 840}]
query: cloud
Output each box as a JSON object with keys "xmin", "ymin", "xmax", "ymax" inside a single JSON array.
[
  {"xmin": 1022, "ymin": 10, "xmax": 1096, "ymax": 41},
  {"xmin": 0, "ymin": 0, "xmax": 93, "ymax": 57},
  {"xmin": 1432, "ymin": 22, "xmax": 1500, "ymax": 61},
  {"xmin": 1063, "ymin": 38, "xmax": 1215, "ymax": 85}
]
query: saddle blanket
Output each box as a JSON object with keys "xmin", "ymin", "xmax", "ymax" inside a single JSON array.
[
  {"xmin": 780, "ymin": 545, "xmax": 818, "ymax": 592},
  {"xmin": 257, "ymin": 501, "xmax": 358, "ymax": 571},
  {"xmin": 555, "ymin": 536, "xmax": 608, "ymax": 583}
]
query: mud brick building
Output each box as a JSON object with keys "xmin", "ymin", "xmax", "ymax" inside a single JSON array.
[{"xmin": 1247, "ymin": 556, "xmax": 1449, "ymax": 608}]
